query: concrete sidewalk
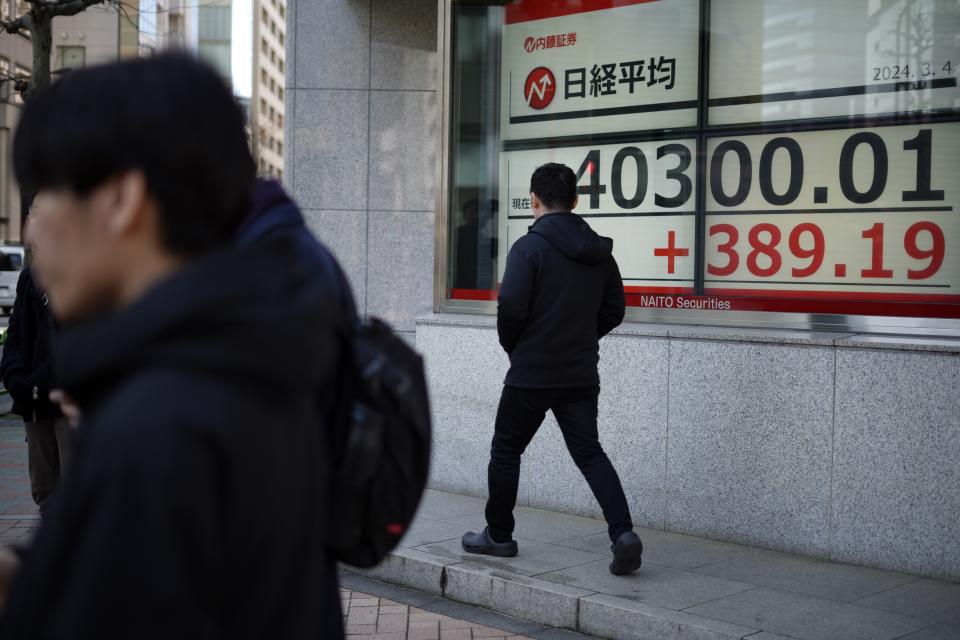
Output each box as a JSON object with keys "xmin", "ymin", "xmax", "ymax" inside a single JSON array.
[{"xmin": 348, "ymin": 490, "xmax": 960, "ymax": 640}]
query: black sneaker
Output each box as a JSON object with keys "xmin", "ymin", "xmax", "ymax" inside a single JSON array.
[
  {"xmin": 609, "ymin": 531, "xmax": 643, "ymax": 575},
  {"xmin": 461, "ymin": 527, "xmax": 518, "ymax": 557}
]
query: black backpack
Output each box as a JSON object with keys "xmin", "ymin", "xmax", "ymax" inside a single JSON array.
[{"xmin": 327, "ymin": 317, "xmax": 432, "ymax": 568}]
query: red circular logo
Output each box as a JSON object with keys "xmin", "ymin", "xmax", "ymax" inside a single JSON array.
[{"xmin": 524, "ymin": 67, "xmax": 556, "ymax": 110}]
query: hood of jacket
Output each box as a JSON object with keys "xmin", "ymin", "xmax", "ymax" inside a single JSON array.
[
  {"xmin": 55, "ymin": 234, "xmax": 335, "ymax": 408},
  {"xmin": 529, "ymin": 212, "xmax": 613, "ymax": 265}
]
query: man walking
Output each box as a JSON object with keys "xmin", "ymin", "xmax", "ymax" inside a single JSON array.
[
  {"xmin": 462, "ymin": 163, "xmax": 643, "ymax": 576},
  {"xmin": 0, "ymin": 204, "xmax": 69, "ymax": 515},
  {"xmin": 0, "ymin": 55, "xmax": 345, "ymax": 638}
]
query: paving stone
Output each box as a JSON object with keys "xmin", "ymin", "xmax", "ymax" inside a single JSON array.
[
  {"xmin": 558, "ymin": 528, "xmax": 750, "ymax": 570},
  {"xmin": 414, "ymin": 489, "xmax": 487, "ymax": 521},
  {"xmin": 379, "ymin": 606, "xmax": 408, "ymax": 616},
  {"xmin": 695, "ymin": 547, "xmax": 917, "ymax": 602},
  {"xmin": 414, "ymin": 537, "xmax": 605, "ymax": 577},
  {"xmin": 407, "ymin": 620, "xmax": 439, "ymax": 640},
  {"xmin": 896, "ymin": 623, "xmax": 960, "ymax": 640},
  {"xmin": 348, "ymin": 606, "xmax": 380, "ymax": 626},
  {"xmin": 400, "ymin": 519, "xmax": 466, "ymax": 548},
  {"xmin": 377, "ymin": 614, "xmax": 409, "ymax": 633},
  {"xmin": 684, "ymin": 587, "xmax": 931, "ymax": 640},
  {"xmin": 439, "ymin": 629, "xmax": 471, "ymax": 640},
  {"xmin": 854, "ymin": 579, "xmax": 960, "ymax": 626},
  {"xmin": 345, "ymin": 623, "xmax": 377, "ymax": 634},
  {"xmin": 578, "ymin": 593, "xmax": 759, "ymax": 640},
  {"xmin": 540, "ymin": 559, "xmax": 753, "ymax": 610}
]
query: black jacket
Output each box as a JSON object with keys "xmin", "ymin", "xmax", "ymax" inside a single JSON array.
[
  {"xmin": 498, "ymin": 212, "xmax": 625, "ymax": 388},
  {"xmin": 0, "ymin": 268, "xmax": 62, "ymax": 422},
  {"xmin": 0, "ymin": 235, "xmax": 346, "ymax": 639}
]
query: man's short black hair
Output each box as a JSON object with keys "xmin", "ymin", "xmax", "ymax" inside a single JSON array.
[
  {"xmin": 530, "ymin": 163, "xmax": 577, "ymax": 211},
  {"xmin": 14, "ymin": 53, "xmax": 255, "ymax": 256}
]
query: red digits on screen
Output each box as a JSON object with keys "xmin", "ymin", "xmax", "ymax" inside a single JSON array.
[
  {"xmin": 707, "ymin": 224, "xmax": 738, "ymax": 276},
  {"xmin": 746, "ymin": 223, "xmax": 782, "ymax": 277},
  {"xmin": 788, "ymin": 223, "xmax": 825, "ymax": 278},
  {"xmin": 708, "ymin": 221, "xmax": 945, "ymax": 281},
  {"xmin": 861, "ymin": 223, "xmax": 894, "ymax": 278},
  {"xmin": 904, "ymin": 221, "xmax": 945, "ymax": 280}
]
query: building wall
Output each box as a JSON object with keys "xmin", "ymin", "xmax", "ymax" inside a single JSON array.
[
  {"xmin": 51, "ymin": 4, "xmax": 124, "ymax": 69},
  {"xmin": 253, "ymin": 0, "xmax": 285, "ymax": 179},
  {"xmin": 417, "ymin": 315, "xmax": 960, "ymax": 582},
  {"xmin": 285, "ymin": 0, "xmax": 439, "ymax": 337},
  {"xmin": 0, "ymin": 11, "xmax": 30, "ymax": 244}
]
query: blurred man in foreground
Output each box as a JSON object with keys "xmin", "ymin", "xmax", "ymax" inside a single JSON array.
[{"xmin": 0, "ymin": 55, "xmax": 345, "ymax": 638}]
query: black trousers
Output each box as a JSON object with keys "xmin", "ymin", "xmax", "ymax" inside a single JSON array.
[{"xmin": 485, "ymin": 385, "xmax": 633, "ymax": 543}]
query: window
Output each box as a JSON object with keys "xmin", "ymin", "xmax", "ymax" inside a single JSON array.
[
  {"xmin": 279, "ymin": 32, "xmax": 285, "ymax": 47},
  {"xmin": 55, "ymin": 45, "xmax": 86, "ymax": 71},
  {"xmin": 279, "ymin": 4, "xmax": 285, "ymax": 20},
  {"xmin": 270, "ymin": 49, "xmax": 276, "ymax": 64},
  {"xmin": 270, "ymin": 20, "xmax": 276, "ymax": 36},
  {"xmin": 278, "ymin": 114, "xmax": 284, "ymax": 128},
  {"xmin": 269, "ymin": 77, "xmax": 275, "ymax": 93},
  {"xmin": 260, "ymin": 98, "xmax": 267, "ymax": 115},
  {"xmin": 0, "ymin": 58, "xmax": 9, "ymax": 102},
  {"xmin": 261, "ymin": 38, "xmax": 268, "ymax": 55},
  {"xmin": 278, "ymin": 59, "xmax": 284, "ymax": 74},
  {"xmin": 278, "ymin": 87, "xmax": 284, "ymax": 101},
  {"xmin": 443, "ymin": 0, "xmax": 960, "ymax": 332},
  {"xmin": 261, "ymin": 68, "xmax": 268, "ymax": 84},
  {"xmin": 262, "ymin": 7, "xmax": 268, "ymax": 22},
  {"xmin": 12, "ymin": 65, "xmax": 28, "ymax": 104},
  {"xmin": 277, "ymin": 141, "xmax": 283, "ymax": 156}
]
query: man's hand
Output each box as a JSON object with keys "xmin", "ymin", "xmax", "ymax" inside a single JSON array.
[
  {"xmin": 0, "ymin": 546, "xmax": 21, "ymax": 613},
  {"xmin": 50, "ymin": 389, "xmax": 81, "ymax": 428}
]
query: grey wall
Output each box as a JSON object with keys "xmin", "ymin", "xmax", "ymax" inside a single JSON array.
[
  {"xmin": 418, "ymin": 315, "xmax": 960, "ymax": 582},
  {"xmin": 285, "ymin": 0, "xmax": 439, "ymax": 339}
]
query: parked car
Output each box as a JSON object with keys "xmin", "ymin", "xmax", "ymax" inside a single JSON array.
[{"xmin": 0, "ymin": 246, "xmax": 25, "ymax": 315}]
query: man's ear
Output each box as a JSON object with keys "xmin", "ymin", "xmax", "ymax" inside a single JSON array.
[
  {"xmin": 530, "ymin": 192, "xmax": 541, "ymax": 210},
  {"xmin": 103, "ymin": 170, "xmax": 150, "ymax": 239}
]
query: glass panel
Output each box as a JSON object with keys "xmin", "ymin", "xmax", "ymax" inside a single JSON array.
[
  {"xmin": 445, "ymin": 0, "xmax": 960, "ymax": 325},
  {"xmin": 499, "ymin": 0, "xmax": 700, "ymax": 142},
  {"xmin": 500, "ymin": 139, "xmax": 697, "ymax": 295},
  {"xmin": 703, "ymin": 123, "xmax": 960, "ymax": 314},
  {"xmin": 709, "ymin": 0, "xmax": 960, "ymax": 125},
  {"xmin": 448, "ymin": 5, "xmax": 501, "ymax": 295}
]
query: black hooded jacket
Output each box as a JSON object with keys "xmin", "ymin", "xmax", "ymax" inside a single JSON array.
[
  {"xmin": 0, "ymin": 235, "xmax": 345, "ymax": 639},
  {"xmin": 498, "ymin": 212, "xmax": 625, "ymax": 388}
]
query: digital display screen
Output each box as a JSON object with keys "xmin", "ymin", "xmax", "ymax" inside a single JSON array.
[{"xmin": 449, "ymin": 0, "xmax": 960, "ymax": 320}]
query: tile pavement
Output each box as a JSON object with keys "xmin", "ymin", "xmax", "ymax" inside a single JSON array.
[
  {"xmin": 342, "ymin": 588, "xmax": 531, "ymax": 640},
  {"xmin": 350, "ymin": 489, "xmax": 960, "ymax": 640},
  {"xmin": 0, "ymin": 414, "xmax": 40, "ymax": 517}
]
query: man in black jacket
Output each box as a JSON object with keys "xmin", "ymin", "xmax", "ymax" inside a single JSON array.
[
  {"xmin": 0, "ymin": 218, "xmax": 69, "ymax": 513},
  {"xmin": 462, "ymin": 163, "xmax": 643, "ymax": 576},
  {"xmin": 0, "ymin": 55, "xmax": 345, "ymax": 638}
]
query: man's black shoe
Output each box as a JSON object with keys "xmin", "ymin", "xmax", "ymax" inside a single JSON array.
[
  {"xmin": 461, "ymin": 527, "xmax": 518, "ymax": 557},
  {"xmin": 609, "ymin": 531, "xmax": 643, "ymax": 575}
]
